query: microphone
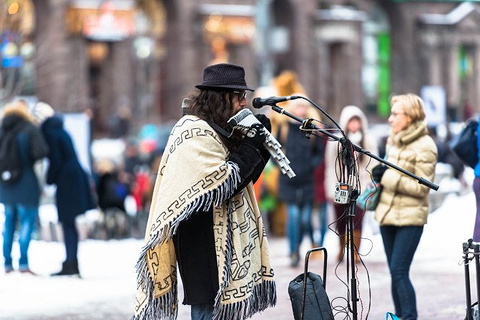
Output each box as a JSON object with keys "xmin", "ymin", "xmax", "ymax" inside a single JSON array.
[
  {"xmin": 252, "ymin": 95, "xmax": 301, "ymax": 109},
  {"xmin": 228, "ymin": 109, "xmax": 296, "ymax": 178}
]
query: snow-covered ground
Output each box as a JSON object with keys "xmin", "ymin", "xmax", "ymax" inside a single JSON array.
[
  {"xmin": 0, "ymin": 239, "xmax": 141, "ymax": 320},
  {"xmin": 0, "ymin": 178, "xmax": 477, "ymax": 320}
]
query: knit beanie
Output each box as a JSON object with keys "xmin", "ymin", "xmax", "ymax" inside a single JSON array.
[{"xmin": 32, "ymin": 102, "xmax": 55, "ymax": 125}]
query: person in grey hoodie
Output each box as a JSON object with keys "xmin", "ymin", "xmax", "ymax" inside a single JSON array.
[{"xmin": 325, "ymin": 105, "xmax": 378, "ymax": 262}]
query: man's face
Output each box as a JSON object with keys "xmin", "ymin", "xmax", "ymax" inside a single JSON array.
[{"xmin": 231, "ymin": 91, "xmax": 248, "ymax": 115}]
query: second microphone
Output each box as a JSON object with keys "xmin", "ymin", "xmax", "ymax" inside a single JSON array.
[{"xmin": 252, "ymin": 95, "xmax": 301, "ymax": 109}]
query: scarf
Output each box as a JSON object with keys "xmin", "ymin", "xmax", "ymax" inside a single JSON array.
[{"xmin": 134, "ymin": 115, "xmax": 276, "ymax": 320}]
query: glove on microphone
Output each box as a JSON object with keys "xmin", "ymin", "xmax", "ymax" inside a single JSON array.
[
  {"xmin": 228, "ymin": 109, "xmax": 296, "ymax": 178},
  {"xmin": 242, "ymin": 123, "xmax": 267, "ymax": 150}
]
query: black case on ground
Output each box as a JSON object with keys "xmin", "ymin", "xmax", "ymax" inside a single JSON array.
[{"xmin": 288, "ymin": 247, "xmax": 334, "ymax": 320}]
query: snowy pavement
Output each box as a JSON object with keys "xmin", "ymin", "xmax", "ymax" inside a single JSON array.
[{"xmin": 0, "ymin": 189, "xmax": 477, "ymax": 320}]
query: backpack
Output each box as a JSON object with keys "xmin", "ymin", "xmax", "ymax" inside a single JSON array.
[
  {"xmin": 449, "ymin": 119, "xmax": 478, "ymax": 168},
  {"xmin": 0, "ymin": 126, "xmax": 23, "ymax": 184}
]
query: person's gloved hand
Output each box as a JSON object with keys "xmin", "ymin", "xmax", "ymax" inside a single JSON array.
[
  {"xmin": 372, "ymin": 165, "xmax": 388, "ymax": 183},
  {"xmin": 255, "ymin": 114, "xmax": 272, "ymax": 133},
  {"xmin": 242, "ymin": 123, "xmax": 266, "ymax": 150}
]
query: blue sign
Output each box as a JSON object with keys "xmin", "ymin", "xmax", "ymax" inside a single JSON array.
[{"xmin": 1, "ymin": 56, "xmax": 23, "ymax": 68}]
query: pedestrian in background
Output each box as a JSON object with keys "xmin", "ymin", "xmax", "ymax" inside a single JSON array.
[
  {"xmin": 325, "ymin": 105, "xmax": 378, "ymax": 262},
  {"xmin": 108, "ymin": 101, "xmax": 131, "ymax": 139},
  {"xmin": 373, "ymin": 94, "xmax": 438, "ymax": 320},
  {"xmin": 0, "ymin": 100, "xmax": 49, "ymax": 274},
  {"xmin": 250, "ymin": 71, "xmax": 306, "ymax": 239},
  {"xmin": 32, "ymin": 102, "xmax": 96, "ymax": 277},
  {"xmin": 473, "ymin": 115, "xmax": 480, "ymax": 242},
  {"xmin": 277, "ymin": 97, "xmax": 324, "ymax": 267},
  {"xmin": 95, "ymin": 159, "xmax": 129, "ymax": 214},
  {"xmin": 270, "ymin": 70, "xmax": 306, "ymax": 138},
  {"xmin": 313, "ymin": 142, "xmax": 328, "ymax": 249},
  {"xmin": 133, "ymin": 63, "xmax": 276, "ymax": 320},
  {"xmin": 95, "ymin": 158, "xmax": 131, "ymax": 239}
]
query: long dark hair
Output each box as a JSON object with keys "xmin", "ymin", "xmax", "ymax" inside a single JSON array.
[{"xmin": 184, "ymin": 89, "xmax": 243, "ymax": 150}]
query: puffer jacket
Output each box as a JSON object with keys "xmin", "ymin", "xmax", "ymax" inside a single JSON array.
[
  {"xmin": 277, "ymin": 121, "xmax": 324, "ymax": 204},
  {"xmin": 375, "ymin": 120, "xmax": 437, "ymax": 226},
  {"xmin": 0, "ymin": 105, "xmax": 49, "ymax": 206}
]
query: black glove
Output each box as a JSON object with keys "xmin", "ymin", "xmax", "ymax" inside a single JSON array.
[
  {"xmin": 229, "ymin": 123, "xmax": 269, "ymax": 193},
  {"xmin": 242, "ymin": 123, "xmax": 266, "ymax": 151},
  {"xmin": 372, "ymin": 165, "xmax": 388, "ymax": 183},
  {"xmin": 255, "ymin": 114, "xmax": 272, "ymax": 132}
]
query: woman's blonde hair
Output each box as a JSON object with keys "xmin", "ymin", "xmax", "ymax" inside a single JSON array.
[
  {"xmin": 285, "ymin": 95, "xmax": 320, "ymax": 120},
  {"xmin": 273, "ymin": 70, "xmax": 306, "ymax": 96},
  {"xmin": 390, "ymin": 93, "xmax": 426, "ymax": 122}
]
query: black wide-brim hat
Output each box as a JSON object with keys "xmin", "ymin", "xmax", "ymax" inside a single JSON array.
[{"xmin": 195, "ymin": 63, "xmax": 254, "ymax": 92}]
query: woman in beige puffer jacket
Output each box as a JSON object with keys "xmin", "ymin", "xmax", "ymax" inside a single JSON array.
[{"xmin": 373, "ymin": 93, "xmax": 437, "ymax": 320}]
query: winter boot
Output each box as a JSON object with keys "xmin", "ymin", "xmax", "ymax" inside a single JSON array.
[
  {"xmin": 51, "ymin": 259, "xmax": 80, "ymax": 277},
  {"xmin": 290, "ymin": 252, "xmax": 300, "ymax": 267}
]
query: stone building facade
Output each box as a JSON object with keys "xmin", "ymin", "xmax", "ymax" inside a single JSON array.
[{"xmin": 10, "ymin": 0, "xmax": 480, "ymax": 136}]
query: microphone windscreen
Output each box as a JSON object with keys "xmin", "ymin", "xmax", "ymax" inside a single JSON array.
[
  {"xmin": 252, "ymin": 98, "xmax": 264, "ymax": 109},
  {"xmin": 227, "ymin": 108, "xmax": 254, "ymax": 127}
]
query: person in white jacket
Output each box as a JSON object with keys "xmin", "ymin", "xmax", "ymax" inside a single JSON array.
[{"xmin": 324, "ymin": 105, "xmax": 378, "ymax": 262}]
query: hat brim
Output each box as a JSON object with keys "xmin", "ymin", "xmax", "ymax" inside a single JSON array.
[{"xmin": 195, "ymin": 84, "xmax": 254, "ymax": 92}]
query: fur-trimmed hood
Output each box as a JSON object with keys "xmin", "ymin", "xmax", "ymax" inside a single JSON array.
[{"xmin": 1, "ymin": 103, "xmax": 34, "ymax": 130}]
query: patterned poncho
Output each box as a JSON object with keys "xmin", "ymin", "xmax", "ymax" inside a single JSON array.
[{"xmin": 134, "ymin": 115, "xmax": 276, "ymax": 320}]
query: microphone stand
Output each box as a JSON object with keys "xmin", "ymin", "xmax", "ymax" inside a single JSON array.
[{"xmin": 269, "ymin": 103, "xmax": 439, "ymax": 320}]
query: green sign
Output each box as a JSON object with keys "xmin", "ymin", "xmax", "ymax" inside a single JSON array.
[{"xmin": 377, "ymin": 33, "xmax": 391, "ymax": 118}]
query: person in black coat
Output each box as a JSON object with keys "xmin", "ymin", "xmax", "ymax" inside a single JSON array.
[
  {"xmin": 0, "ymin": 101, "xmax": 49, "ymax": 274},
  {"xmin": 95, "ymin": 159, "xmax": 129, "ymax": 213},
  {"xmin": 276, "ymin": 98, "xmax": 324, "ymax": 267},
  {"xmin": 33, "ymin": 102, "xmax": 96, "ymax": 276}
]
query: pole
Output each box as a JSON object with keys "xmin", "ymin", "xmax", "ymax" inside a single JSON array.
[
  {"xmin": 347, "ymin": 197, "xmax": 358, "ymax": 319},
  {"xmin": 474, "ymin": 242, "xmax": 480, "ymax": 317},
  {"xmin": 463, "ymin": 241, "xmax": 472, "ymax": 320}
]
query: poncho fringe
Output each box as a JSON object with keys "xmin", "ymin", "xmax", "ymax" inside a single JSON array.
[
  {"xmin": 134, "ymin": 284, "xmax": 178, "ymax": 320},
  {"xmin": 213, "ymin": 279, "xmax": 277, "ymax": 320}
]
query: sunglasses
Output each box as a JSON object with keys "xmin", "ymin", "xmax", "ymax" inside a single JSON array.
[{"xmin": 233, "ymin": 91, "xmax": 247, "ymax": 101}]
